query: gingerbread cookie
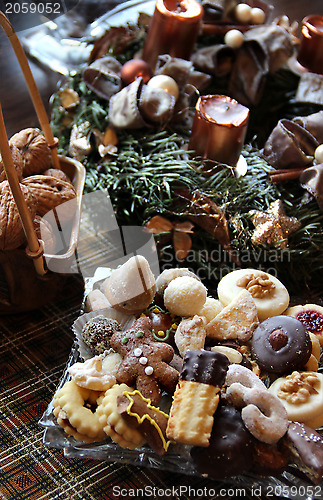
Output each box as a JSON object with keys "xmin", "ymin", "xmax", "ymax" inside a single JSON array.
[
  {"xmin": 110, "ymin": 317, "xmax": 179, "ymax": 405},
  {"xmin": 117, "ymin": 390, "xmax": 171, "ymax": 455}
]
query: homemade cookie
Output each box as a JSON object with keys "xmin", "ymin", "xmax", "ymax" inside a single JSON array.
[
  {"xmin": 156, "ymin": 267, "xmax": 201, "ymax": 298},
  {"xmin": 164, "ymin": 276, "xmax": 207, "ymax": 317},
  {"xmin": 166, "ymin": 350, "xmax": 229, "ymax": 447},
  {"xmin": 117, "ymin": 390, "xmax": 171, "ymax": 455},
  {"xmin": 105, "ymin": 255, "xmax": 156, "ymax": 314},
  {"xmin": 206, "ymin": 290, "xmax": 259, "ymax": 341},
  {"xmin": 217, "ymin": 269, "xmax": 289, "ymax": 321},
  {"xmin": 174, "ymin": 315, "xmax": 206, "ymax": 357},
  {"xmin": 284, "ymin": 304, "xmax": 323, "ymax": 346},
  {"xmin": 269, "ymin": 371, "xmax": 323, "ymax": 428},
  {"xmin": 67, "ymin": 355, "xmax": 116, "ymax": 391},
  {"xmin": 52, "ymin": 380, "xmax": 106, "ymax": 441},
  {"xmin": 110, "ymin": 317, "xmax": 179, "ymax": 405},
  {"xmin": 250, "ymin": 315, "xmax": 312, "ymax": 374},
  {"xmin": 191, "ymin": 405, "xmax": 255, "ymax": 479},
  {"xmin": 97, "ymin": 383, "xmax": 146, "ymax": 449}
]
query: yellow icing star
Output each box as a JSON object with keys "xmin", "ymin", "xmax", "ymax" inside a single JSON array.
[{"xmin": 249, "ymin": 200, "xmax": 301, "ymax": 249}]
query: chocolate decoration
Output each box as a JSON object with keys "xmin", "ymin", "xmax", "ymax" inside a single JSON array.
[
  {"xmin": 262, "ymin": 119, "xmax": 318, "ymax": 170},
  {"xmin": 191, "ymin": 405, "xmax": 255, "ymax": 479},
  {"xmin": 181, "ymin": 349, "xmax": 229, "ymax": 387},
  {"xmin": 284, "ymin": 422, "xmax": 323, "ymax": 484},
  {"xmin": 251, "ymin": 315, "xmax": 312, "ymax": 374},
  {"xmin": 300, "ymin": 164, "xmax": 323, "ymax": 212}
]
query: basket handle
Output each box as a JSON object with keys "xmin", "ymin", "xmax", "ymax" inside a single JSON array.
[
  {"xmin": 0, "ymin": 104, "xmax": 46, "ymax": 276},
  {"xmin": 0, "ymin": 11, "xmax": 60, "ymax": 169}
]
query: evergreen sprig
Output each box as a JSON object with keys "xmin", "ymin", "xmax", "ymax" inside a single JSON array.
[{"xmin": 50, "ymin": 28, "xmax": 323, "ymax": 293}]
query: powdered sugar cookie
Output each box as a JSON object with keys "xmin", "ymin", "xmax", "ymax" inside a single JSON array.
[
  {"xmin": 164, "ymin": 276, "xmax": 207, "ymax": 317},
  {"xmin": 68, "ymin": 354, "xmax": 116, "ymax": 391}
]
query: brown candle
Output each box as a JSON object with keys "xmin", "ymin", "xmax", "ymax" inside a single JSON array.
[
  {"xmin": 188, "ymin": 95, "xmax": 249, "ymax": 167},
  {"xmin": 297, "ymin": 15, "xmax": 323, "ymax": 75},
  {"xmin": 142, "ymin": 0, "xmax": 203, "ymax": 70}
]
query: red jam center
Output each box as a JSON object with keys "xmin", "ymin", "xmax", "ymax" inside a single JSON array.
[{"xmin": 296, "ymin": 310, "xmax": 323, "ymax": 333}]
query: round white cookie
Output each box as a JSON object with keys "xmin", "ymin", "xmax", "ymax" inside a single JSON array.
[
  {"xmin": 164, "ymin": 276, "xmax": 207, "ymax": 317},
  {"xmin": 269, "ymin": 371, "xmax": 323, "ymax": 429},
  {"xmin": 217, "ymin": 268, "xmax": 289, "ymax": 321}
]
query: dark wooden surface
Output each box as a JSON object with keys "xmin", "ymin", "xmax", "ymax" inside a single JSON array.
[{"xmin": 0, "ymin": 0, "xmax": 323, "ymax": 138}]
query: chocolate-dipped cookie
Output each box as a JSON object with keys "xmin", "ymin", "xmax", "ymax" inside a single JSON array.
[
  {"xmin": 250, "ymin": 315, "xmax": 312, "ymax": 374},
  {"xmin": 283, "ymin": 422, "xmax": 323, "ymax": 484},
  {"xmin": 190, "ymin": 404, "xmax": 255, "ymax": 479}
]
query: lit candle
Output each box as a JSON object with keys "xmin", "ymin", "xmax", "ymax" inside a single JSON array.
[
  {"xmin": 188, "ymin": 95, "xmax": 249, "ymax": 167},
  {"xmin": 142, "ymin": 0, "xmax": 203, "ymax": 70},
  {"xmin": 297, "ymin": 15, "xmax": 323, "ymax": 75}
]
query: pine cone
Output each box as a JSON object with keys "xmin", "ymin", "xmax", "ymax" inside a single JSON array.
[
  {"xmin": 0, "ymin": 181, "xmax": 37, "ymax": 250},
  {"xmin": 9, "ymin": 128, "xmax": 52, "ymax": 176}
]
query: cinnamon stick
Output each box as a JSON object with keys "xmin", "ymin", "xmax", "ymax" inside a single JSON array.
[{"xmin": 268, "ymin": 168, "xmax": 305, "ymax": 183}]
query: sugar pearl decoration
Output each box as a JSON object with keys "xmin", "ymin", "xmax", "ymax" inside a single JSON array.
[
  {"xmin": 314, "ymin": 144, "xmax": 323, "ymax": 164},
  {"xmin": 147, "ymin": 75, "xmax": 179, "ymax": 101},
  {"xmin": 224, "ymin": 29, "xmax": 244, "ymax": 48},
  {"xmin": 139, "ymin": 356, "xmax": 148, "ymax": 365},
  {"xmin": 133, "ymin": 348, "xmax": 143, "ymax": 357},
  {"xmin": 145, "ymin": 366, "xmax": 154, "ymax": 376},
  {"xmin": 234, "ymin": 3, "xmax": 252, "ymax": 23},
  {"xmin": 250, "ymin": 7, "xmax": 266, "ymax": 24}
]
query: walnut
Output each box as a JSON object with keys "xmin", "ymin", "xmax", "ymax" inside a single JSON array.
[
  {"xmin": 237, "ymin": 271, "xmax": 276, "ymax": 298},
  {"xmin": 43, "ymin": 168, "xmax": 73, "ymax": 185},
  {"xmin": 278, "ymin": 371, "xmax": 320, "ymax": 405},
  {"xmin": 9, "ymin": 128, "xmax": 52, "ymax": 177},
  {"xmin": 22, "ymin": 175, "xmax": 76, "ymax": 217},
  {"xmin": 0, "ymin": 145, "xmax": 24, "ymax": 182},
  {"xmin": 33, "ymin": 215, "xmax": 56, "ymax": 255},
  {"xmin": 0, "ymin": 181, "xmax": 37, "ymax": 250}
]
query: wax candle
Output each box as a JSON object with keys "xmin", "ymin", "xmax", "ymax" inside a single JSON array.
[
  {"xmin": 142, "ymin": 0, "xmax": 203, "ymax": 70},
  {"xmin": 188, "ymin": 95, "xmax": 249, "ymax": 167},
  {"xmin": 297, "ymin": 15, "xmax": 323, "ymax": 75}
]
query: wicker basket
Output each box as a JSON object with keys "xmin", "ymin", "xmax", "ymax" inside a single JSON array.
[{"xmin": 0, "ymin": 12, "xmax": 85, "ymax": 313}]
